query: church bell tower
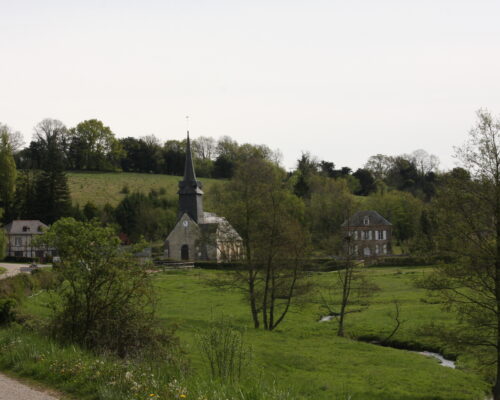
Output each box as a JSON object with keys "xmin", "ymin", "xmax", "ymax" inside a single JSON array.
[{"xmin": 178, "ymin": 132, "xmax": 204, "ymax": 223}]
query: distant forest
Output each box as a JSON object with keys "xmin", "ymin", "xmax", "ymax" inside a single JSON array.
[{"xmin": 0, "ymin": 117, "xmax": 451, "ymax": 252}]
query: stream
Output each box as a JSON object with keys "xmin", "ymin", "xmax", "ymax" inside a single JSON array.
[
  {"xmin": 318, "ymin": 315, "xmax": 456, "ymax": 368},
  {"xmin": 416, "ymin": 351, "xmax": 455, "ymax": 368}
]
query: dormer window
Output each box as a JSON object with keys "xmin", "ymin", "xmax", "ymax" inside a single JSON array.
[
  {"xmin": 363, "ymin": 217, "xmax": 370, "ymax": 226},
  {"xmin": 22, "ymin": 226, "xmax": 30, "ymax": 232}
]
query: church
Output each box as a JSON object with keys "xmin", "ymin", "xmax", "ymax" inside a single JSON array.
[{"xmin": 164, "ymin": 133, "xmax": 242, "ymax": 262}]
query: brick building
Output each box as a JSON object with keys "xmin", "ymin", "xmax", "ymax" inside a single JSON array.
[{"xmin": 341, "ymin": 210, "xmax": 392, "ymax": 257}]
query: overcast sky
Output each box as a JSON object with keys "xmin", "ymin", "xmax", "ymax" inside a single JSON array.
[{"xmin": 1, "ymin": 0, "xmax": 500, "ymax": 171}]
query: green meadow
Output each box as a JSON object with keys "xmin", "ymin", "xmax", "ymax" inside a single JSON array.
[
  {"xmin": 16, "ymin": 265, "xmax": 490, "ymax": 400},
  {"xmin": 67, "ymin": 171, "xmax": 220, "ymax": 207}
]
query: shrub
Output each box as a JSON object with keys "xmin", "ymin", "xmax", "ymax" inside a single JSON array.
[
  {"xmin": 37, "ymin": 218, "xmax": 177, "ymax": 358},
  {"xmin": 0, "ymin": 298, "xmax": 17, "ymax": 325},
  {"xmin": 197, "ymin": 316, "xmax": 252, "ymax": 383}
]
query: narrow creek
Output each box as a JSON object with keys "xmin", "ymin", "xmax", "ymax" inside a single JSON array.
[
  {"xmin": 416, "ymin": 351, "xmax": 455, "ymax": 368},
  {"xmin": 318, "ymin": 315, "xmax": 456, "ymax": 368}
]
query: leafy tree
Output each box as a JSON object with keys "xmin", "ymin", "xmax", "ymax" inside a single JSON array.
[
  {"xmin": 163, "ymin": 139, "xmax": 186, "ymax": 175},
  {"xmin": 319, "ymin": 161, "xmax": 335, "ymax": 178},
  {"xmin": 83, "ymin": 201, "xmax": 99, "ymax": 221},
  {"xmin": 68, "ymin": 119, "xmax": 123, "ymax": 170},
  {"xmin": 364, "ymin": 154, "xmax": 394, "ymax": 181},
  {"xmin": 212, "ymin": 158, "xmax": 311, "ymax": 330},
  {"xmin": 114, "ymin": 191, "xmax": 176, "ymax": 242},
  {"xmin": 421, "ymin": 110, "xmax": 500, "ymax": 399},
  {"xmin": 352, "ymin": 168, "xmax": 376, "ymax": 196},
  {"xmin": 364, "ymin": 190, "xmax": 423, "ymax": 248},
  {"xmin": 0, "ymin": 131, "xmax": 17, "ymax": 222},
  {"xmin": 0, "ymin": 229, "xmax": 6, "ymax": 260},
  {"xmin": 293, "ymin": 152, "xmax": 318, "ymax": 198},
  {"xmin": 307, "ymin": 175, "xmax": 358, "ymax": 251},
  {"xmin": 213, "ymin": 154, "xmax": 235, "ymax": 179},
  {"xmin": 37, "ymin": 218, "xmax": 174, "ymax": 357}
]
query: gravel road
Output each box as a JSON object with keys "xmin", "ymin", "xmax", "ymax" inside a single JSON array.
[{"xmin": 0, "ymin": 373, "xmax": 59, "ymax": 400}]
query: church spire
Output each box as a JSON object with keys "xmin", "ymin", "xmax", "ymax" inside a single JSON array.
[
  {"xmin": 178, "ymin": 129, "xmax": 204, "ymax": 223},
  {"xmin": 183, "ymin": 131, "xmax": 197, "ymax": 182}
]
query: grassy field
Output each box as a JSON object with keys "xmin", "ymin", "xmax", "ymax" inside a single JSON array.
[
  {"xmin": 67, "ymin": 171, "xmax": 221, "ymax": 207},
  {"xmin": 19, "ymin": 265, "xmax": 489, "ymax": 400},
  {"xmin": 151, "ymin": 267, "xmax": 488, "ymax": 400}
]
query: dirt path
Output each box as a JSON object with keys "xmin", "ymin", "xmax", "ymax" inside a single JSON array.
[
  {"xmin": 0, "ymin": 263, "xmax": 50, "ymax": 280},
  {"xmin": 0, "ymin": 372, "xmax": 59, "ymax": 400}
]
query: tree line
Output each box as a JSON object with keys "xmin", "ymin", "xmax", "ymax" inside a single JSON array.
[{"xmin": 9, "ymin": 118, "xmax": 281, "ymax": 179}]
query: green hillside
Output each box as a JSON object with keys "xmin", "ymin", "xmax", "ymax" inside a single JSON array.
[{"xmin": 67, "ymin": 171, "xmax": 221, "ymax": 207}]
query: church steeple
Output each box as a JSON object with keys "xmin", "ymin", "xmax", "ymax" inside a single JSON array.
[
  {"xmin": 182, "ymin": 132, "xmax": 197, "ymax": 183},
  {"xmin": 178, "ymin": 131, "xmax": 204, "ymax": 223}
]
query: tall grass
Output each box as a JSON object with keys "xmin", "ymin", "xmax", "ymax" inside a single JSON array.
[{"xmin": 0, "ymin": 325, "xmax": 295, "ymax": 400}]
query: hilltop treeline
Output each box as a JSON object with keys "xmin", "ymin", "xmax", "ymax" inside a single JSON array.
[
  {"xmin": 0, "ymin": 117, "xmax": 456, "ymax": 253},
  {"xmin": 10, "ymin": 118, "xmax": 280, "ymax": 179}
]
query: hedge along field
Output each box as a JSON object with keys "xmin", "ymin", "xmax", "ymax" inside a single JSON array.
[
  {"xmin": 67, "ymin": 171, "xmax": 221, "ymax": 207},
  {"xmin": 18, "ymin": 266, "xmax": 489, "ymax": 400}
]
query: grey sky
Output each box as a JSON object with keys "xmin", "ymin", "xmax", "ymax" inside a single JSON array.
[{"xmin": 1, "ymin": 0, "xmax": 499, "ymax": 170}]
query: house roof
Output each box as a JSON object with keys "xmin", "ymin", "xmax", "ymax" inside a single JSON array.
[
  {"xmin": 201, "ymin": 212, "xmax": 242, "ymax": 241},
  {"xmin": 341, "ymin": 210, "xmax": 392, "ymax": 227},
  {"xmin": 3, "ymin": 220, "xmax": 48, "ymax": 235}
]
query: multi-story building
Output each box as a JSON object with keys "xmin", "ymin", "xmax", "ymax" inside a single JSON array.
[
  {"xmin": 341, "ymin": 210, "xmax": 392, "ymax": 258},
  {"xmin": 3, "ymin": 220, "xmax": 50, "ymax": 259}
]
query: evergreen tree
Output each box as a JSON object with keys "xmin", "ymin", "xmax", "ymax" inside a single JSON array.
[
  {"xmin": 35, "ymin": 169, "xmax": 71, "ymax": 224},
  {"xmin": 14, "ymin": 170, "xmax": 38, "ymax": 220},
  {"xmin": 33, "ymin": 122, "xmax": 71, "ymax": 224},
  {"xmin": 0, "ymin": 132, "xmax": 17, "ymax": 222}
]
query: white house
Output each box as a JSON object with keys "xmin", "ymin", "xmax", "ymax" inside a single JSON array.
[{"xmin": 3, "ymin": 220, "xmax": 52, "ymax": 259}]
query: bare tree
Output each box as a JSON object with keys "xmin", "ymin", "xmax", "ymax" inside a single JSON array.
[
  {"xmin": 320, "ymin": 211, "xmax": 379, "ymax": 337},
  {"xmin": 364, "ymin": 154, "xmax": 394, "ymax": 181},
  {"xmin": 421, "ymin": 109, "xmax": 500, "ymax": 400},
  {"xmin": 383, "ymin": 300, "xmax": 404, "ymax": 343},
  {"xmin": 408, "ymin": 149, "xmax": 440, "ymax": 176},
  {"xmin": 0, "ymin": 123, "xmax": 24, "ymax": 152},
  {"xmin": 192, "ymin": 136, "xmax": 216, "ymax": 160}
]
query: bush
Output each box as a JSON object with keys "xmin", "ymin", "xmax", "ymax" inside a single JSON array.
[
  {"xmin": 37, "ymin": 218, "xmax": 177, "ymax": 358},
  {"xmin": 368, "ymin": 255, "xmax": 456, "ymax": 267},
  {"xmin": 197, "ymin": 316, "xmax": 252, "ymax": 383},
  {"xmin": 194, "ymin": 261, "xmax": 243, "ymax": 270},
  {"xmin": 0, "ymin": 298, "xmax": 17, "ymax": 325},
  {"xmin": 0, "ymin": 270, "xmax": 58, "ymax": 301}
]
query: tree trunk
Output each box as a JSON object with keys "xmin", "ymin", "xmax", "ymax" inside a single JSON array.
[
  {"xmin": 493, "ymin": 195, "xmax": 500, "ymax": 400},
  {"xmin": 248, "ymin": 269, "xmax": 259, "ymax": 329}
]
